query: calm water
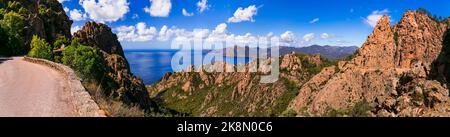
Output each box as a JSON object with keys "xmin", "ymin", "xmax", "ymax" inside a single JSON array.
[{"xmin": 124, "ymin": 50, "xmax": 252, "ymax": 85}]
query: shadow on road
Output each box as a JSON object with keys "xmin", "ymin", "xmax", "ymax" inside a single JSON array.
[{"xmin": 0, "ymin": 57, "xmax": 12, "ymax": 64}]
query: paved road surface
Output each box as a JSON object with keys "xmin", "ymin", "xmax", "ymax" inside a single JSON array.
[{"xmin": 0, "ymin": 57, "xmax": 76, "ymax": 117}]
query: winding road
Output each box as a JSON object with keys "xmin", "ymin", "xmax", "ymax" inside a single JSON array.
[{"xmin": 0, "ymin": 57, "xmax": 76, "ymax": 117}]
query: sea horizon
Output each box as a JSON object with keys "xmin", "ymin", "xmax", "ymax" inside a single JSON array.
[{"xmin": 124, "ymin": 49, "xmax": 253, "ymax": 85}]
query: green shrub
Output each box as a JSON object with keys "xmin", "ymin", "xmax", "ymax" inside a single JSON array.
[
  {"xmin": 38, "ymin": 5, "xmax": 48, "ymax": 16},
  {"xmin": 62, "ymin": 40, "xmax": 105, "ymax": 80},
  {"xmin": 417, "ymin": 8, "xmax": 445, "ymax": 22},
  {"xmin": 325, "ymin": 99, "xmax": 371, "ymax": 117},
  {"xmin": 343, "ymin": 50, "xmax": 358, "ymax": 61},
  {"xmin": 296, "ymin": 54, "xmax": 339, "ymax": 75},
  {"xmin": 53, "ymin": 36, "xmax": 70, "ymax": 50},
  {"xmin": 0, "ymin": 27, "xmax": 8, "ymax": 55},
  {"xmin": 0, "ymin": 11, "xmax": 25, "ymax": 56},
  {"xmin": 6, "ymin": 1, "xmax": 21, "ymax": 11},
  {"xmin": 280, "ymin": 109, "xmax": 297, "ymax": 117},
  {"xmin": 28, "ymin": 35, "xmax": 53, "ymax": 60},
  {"xmin": 0, "ymin": 9, "xmax": 4, "ymax": 19}
]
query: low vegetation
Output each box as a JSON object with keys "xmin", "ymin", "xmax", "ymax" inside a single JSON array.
[
  {"xmin": 295, "ymin": 53, "xmax": 339, "ymax": 75},
  {"xmin": 28, "ymin": 35, "xmax": 53, "ymax": 60},
  {"xmin": 417, "ymin": 8, "xmax": 447, "ymax": 23},
  {"xmin": 62, "ymin": 39, "xmax": 105, "ymax": 80},
  {"xmin": 326, "ymin": 99, "xmax": 371, "ymax": 117},
  {"xmin": 0, "ymin": 10, "xmax": 25, "ymax": 56}
]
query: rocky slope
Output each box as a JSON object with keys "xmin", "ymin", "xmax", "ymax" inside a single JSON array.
[
  {"xmin": 149, "ymin": 9, "xmax": 450, "ymax": 117},
  {"xmin": 147, "ymin": 53, "xmax": 338, "ymax": 116},
  {"xmin": 73, "ymin": 22, "xmax": 154, "ymax": 109},
  {"xmin": 288, "ymin": 10, "xmax": 450, "ymax": 117},
  {"xmin": 0, "ymin": 0, "xmax": 72, "ymax": 52}
]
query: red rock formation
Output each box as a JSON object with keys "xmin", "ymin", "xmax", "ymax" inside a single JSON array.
[
  {"xmin": 73, "ymin": 22, "xmax": 153, "ymax": 109},
  {"xmin": 289, "ymin": 10, "xmax": 450, "ymax": 117}
]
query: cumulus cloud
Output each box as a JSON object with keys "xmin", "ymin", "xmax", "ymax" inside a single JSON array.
[
  {"xmin": 197, "ymin": 0, "xmax": 210, "ymax": 13},
  {"xmin": 266, "ymin": 32, "xmax": 274, "ymax": 38},
  {"xmin": 144, "ymin": 0, "xmax": 172, "ymax": 17},
  {"xmin": 69, "ymin": 9, "xmax": 87, "ymax": 21},
  {"xmin": 364, "ymin": 9, "xmax": 389, "ymax": 27},
  {"xmin": 227, "ymin": 5, "xmax": 258, "ymax": 23},
  {"xmin": 320, "ymin": 33, "xmax": 332, "ymax": 39},
  {"xmin": 193, "ymin": 29, "xmax": 210, "ymax": 39},
  {"xmin": 182, "ymin": 8, "xmax": 194, "ymax": 16},
  {"xmin": 309, "ymin": 18, "xmax": 319, "ymax": 24},
  {"xmin": 115, "ymin": 22, "xmax": 296, "ymax": 49},
  {"xmin": 116, "ymin": 22, "xmax": 158, "ymax": 42},
  {"xmin": 58, "ymin": 0, "xmax": 70, "ymax": 3},
  {"xmin": 71, "ymin": 25, "xmax": 81, "ymax": 35},
  {"xmin": 280, "ymin": 31, "xmax": 295, "ymax": 43},
  {"xmin": 157, "ymin": 26, "xmax": 191, "ymax": 41},
  {"xmin": 303, "ymin": 33, "xmax": 315, "ymax": 42},
  {"xmin": 213, "ymin": 23, "xmax": 227, "ymax": 34},
  {"xmin": 79, "ymin": 0, "xmax": 129, "ymax": 23}
]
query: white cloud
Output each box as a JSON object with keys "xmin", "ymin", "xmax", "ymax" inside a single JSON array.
[
  {"xmin": 364, "ymin": 9, "xmax": 389, "ymax": 27},
  {"xmin": 71, "ymin": 25, "xmax": 81, "ymax": 35},
  {"xmin": 63, "ymin": 7, "xmax": 69, "ymax": 12},
  {"xmin": 158, "ymin": 25, "xmax": 170, "ymax": 41},
  {"xmin": 266, "ymin": 32, "xmax": 274, "ymax": 38},
  {"xmin": 79, "ymin": 0, "xmax": 129, "ymax": 23},
  {"xmin": 213, "ymin": 23, "xmax": 227, "ymax": 34},
  {"xmin": 58, "ymin": 0, "xmax": 70, "ymax": 3},
  {"xmin": 116, "ymin": 22, "xmax": 158, "ymax": 42},
  {"xmin": 69, "ymin": 9, "xmax": 87, "ymax": 21},
  {"xmin": 320, "ymin": 33, "xmax": 332, "ymax": 39},
  {"xmin": 309, "ymin": 18, "xmax": 319, "ymax": 24},
  {"xmin": 144, "ymin": 0, "xmax": 172, "ymax": 17},
  {"xmin": 227, "ymin": 5, "xmax": 258, "ymax": 23},
  {"xmin": 197, "ymin": 0, "xmax": 210, "ymax": 13},
  {"xmin": 193, "ymin": 29, "xmax": 210, "ymax": 39},
  {"xmin": 157, "ymin": 25, "xmax": 190, "ymax": 41},
  {"xmin": 280, "ymin": 31, "xmax": 295, "ymax": 43},
  {"xmin": 182, "ymin": 8, "xmax": 194, "ymax": 17},
  {"xmin": 115, "ymin": 22, "xmax": 296, "ymax": 49},
  {"xmin": 303, "ymin": 33, "xmax": 315, "ymax": 42}
]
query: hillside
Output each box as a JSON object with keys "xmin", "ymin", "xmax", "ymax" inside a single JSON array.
[
  {"xmin": 288, "ymin": 10, "xmax": 450, "ymax": 117},
  {"xmin": 148, "ymin": 9, "xmax": 450, "ymax": 117},
  {"xmin": 147, "ymin": 53, "xmax": 339, "ymax": 116},
  {"xmin": 0, "ymin": 0, "xmax": 162, "ymax": 116}
]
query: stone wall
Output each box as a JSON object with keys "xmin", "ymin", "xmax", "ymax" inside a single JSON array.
[{"xmin": 23, "ymin": 57, "xmax": 104, "ymax": 117}]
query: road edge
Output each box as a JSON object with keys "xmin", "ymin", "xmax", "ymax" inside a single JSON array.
[{"xmin": 23, "ymin": 57, "xmax": 105, "ymax": 117}]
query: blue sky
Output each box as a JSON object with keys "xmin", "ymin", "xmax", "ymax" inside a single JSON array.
[{"xmin": 60, "ymin": 0, "xmax": 450, "ymax": 49}]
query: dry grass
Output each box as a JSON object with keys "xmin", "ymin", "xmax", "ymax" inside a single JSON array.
[{"xmin": 83, "ymin": 82, "xmax": 146, "ymax": 117}]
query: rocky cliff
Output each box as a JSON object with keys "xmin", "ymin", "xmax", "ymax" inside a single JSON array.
[
  {"xmin": 149, "ymin": 9, "xmax": 450, "ymax": 117},
  {"xmin": 289, "ymin": 10, "xmax": 450, "ymax": 117},
  {"xmin": 0, "ymin": 0, "xmax": 72, "ymax": 51},
  {"xmin": 147, "ymin": 53, "xmax": 338, "ymax": 116},
  {"xmin": 73, "ymin": 22, "xmax": 154, "ymax": 109}
]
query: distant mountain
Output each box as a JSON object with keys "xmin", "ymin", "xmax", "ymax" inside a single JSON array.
[
  {"xmin": 279, "ymin": 45, "xmax": 359, "ymax": 59},
  {"xmin": 214, "ymin": 45, "xmax": 359, "ymax": 60}
]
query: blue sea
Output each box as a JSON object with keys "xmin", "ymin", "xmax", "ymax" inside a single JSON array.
[{"xmin": 124, "ymin": 50, "xmax": 253, "ymax": 85}]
